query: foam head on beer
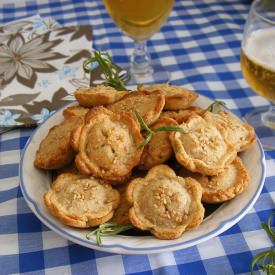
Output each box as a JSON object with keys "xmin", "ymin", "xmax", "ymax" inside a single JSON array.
[{"xmin": 241, "ymin": 28, "xmax": 275, "ymax": 101}]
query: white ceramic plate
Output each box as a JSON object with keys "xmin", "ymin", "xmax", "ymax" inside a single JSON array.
[{"xmin": 19, "ymin": 95, "xmax": 266, "ymax": 254}]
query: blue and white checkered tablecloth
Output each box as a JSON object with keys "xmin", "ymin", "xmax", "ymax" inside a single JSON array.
[{"xmin": 0, "ymin": 0, "xmax": 274, "ymax": 274}]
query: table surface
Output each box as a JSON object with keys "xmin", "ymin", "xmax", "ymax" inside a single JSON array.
[{"xmin": 0, "ymin": 0, "xmax": 274, "ymax": 274}]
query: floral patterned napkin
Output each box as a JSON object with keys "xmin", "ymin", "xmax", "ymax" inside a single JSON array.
[{"xmin": 0, "ymin": 15, "xmax": 93, "ymax": 127}]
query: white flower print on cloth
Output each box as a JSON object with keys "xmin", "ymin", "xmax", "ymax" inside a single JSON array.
[
  {"xmin": 58, "ymin": 65, "xmax": 78, "ymax": 80},
  {"xmin": 0, "ymin": 110, "xmax": 21, "ymax": 126},
  {"xmin": 31, "ymin": 108, "xmax": 55, "ymax": 124}
]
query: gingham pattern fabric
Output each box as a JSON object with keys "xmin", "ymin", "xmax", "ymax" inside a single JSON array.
[{"xmin": 0, "ymin": 0, "xmax": 274, "ymax": 274}]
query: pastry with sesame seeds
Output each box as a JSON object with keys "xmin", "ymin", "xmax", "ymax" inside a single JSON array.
[
  {"xmin": 170, "ymin": 114, "xmax": 237, "ymax": 176},
  {"xmin": 203, "ymin": 110, "xmax": 255, "ymax": 152},
  {"xmin": 126, "ymin": 165, "xmax": 205, "ymax": 240},
  {"xmin": 179, "ymin": 156, "xmax": 250, "ymax": 203},
  {"xmin": 72, "ymin": 106, "xmax": 144, "ymax": 184},
  {"xmin": 44, "ymin": 173, "xmax": 120, "ymax": 228}
]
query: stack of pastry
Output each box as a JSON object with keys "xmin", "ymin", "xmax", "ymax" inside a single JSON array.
[{"xmin": 35, "ymin": 83, "xmax": 255, "ymax": 240}]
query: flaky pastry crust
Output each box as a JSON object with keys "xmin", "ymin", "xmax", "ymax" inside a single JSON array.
[
  {"xmin": 138, "ymin": 117, "xmax": 177, "ymax": 169},
  {"xmin": 139, "ymin": 83, "xmax": 198, "ymax": 110},
  {"xmin": 203, "ymin": 110, "xmax": 255, "ymax": 152},
  {"xmin": 73, "ymin": 106, "xmax": 144, "ymax": 184},
  {"xmin": 63, "ymin": 105, "xmax": 89, "ymax": 119},
  {"xmin": 107, "ymin": 91, "xmax": 165, "ymax": 126},
  {"xmin": 179, "ymin": 157, "xmax": 249, "ymax": 203},
  {"xmin": 34, "ymin": 116, "xmax": 84, "ymax": 170},
  {"xmin": 75, "ymin": 85, "xmax": 128, "ymax": 107},
  {"xmin": 170, "ymin": 114, "xmax": 237, "ymax": 175},
  {"xmin": 126, "ymin": 165, "xmax": 204, "ymax": 240},
  {"xmin": 159, "ymin": 106, "xmax": 203, "ymax": 124},
  {"xmin": 44, "ymin": 173, "xmax": 120, "ymax": 228}
]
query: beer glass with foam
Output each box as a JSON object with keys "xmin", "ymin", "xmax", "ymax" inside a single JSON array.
[
  {"xmin": 241, "ymin": 0, "xmax": 275, "ymax": 149},
  {"xmin": 103, "ymin": 0, "xmax": 174, "ymax": 84}
]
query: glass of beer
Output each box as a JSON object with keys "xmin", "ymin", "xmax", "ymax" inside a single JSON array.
[
  {"xmin": 241, "ymin": 0, "xmax": 275, "ymax": 149},
  {"xmin": 103, "ymin": 0, "xmax": 174, "ymax": 84}
]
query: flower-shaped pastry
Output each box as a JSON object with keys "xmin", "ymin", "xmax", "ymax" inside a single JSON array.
[
  {"xmin": 170, "ymin": 114, "xmax": 237, "ymax": 175},
  {"xmin": 72, "ymin": 106, "xmax": 144, "ymax": 184},
  {"xmin": 44, "ymin": 173, "xmax": 120, "ymax": 228},
  {"xmin": 203, "ymin": 110, "xmax": 255, "ymax": 152},
  {"xmin": 126, "ymin": 165, "xmax": 205, "ymax": 240}
]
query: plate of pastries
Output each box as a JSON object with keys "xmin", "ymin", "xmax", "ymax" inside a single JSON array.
[{"xmin": 20, "ymin": 83, "xmax": 265, "ymax": 254}]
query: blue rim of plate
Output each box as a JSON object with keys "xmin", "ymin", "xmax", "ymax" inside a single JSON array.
[{"xmin": 19, "ymin": 101, "xmax": 266, "ymax": 253}]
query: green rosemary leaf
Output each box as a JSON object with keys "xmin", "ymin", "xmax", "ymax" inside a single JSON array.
[
  {"xmin": 99, "ymin": 222, "xmax": 118, "ymax": 229},
  {"xmin": 251, "ymin": 251, "xmax": 270, "ymax": 274},
  {"xmin": 86, "ymin": 223, "xmax": 134, "ymax": 246},
  {"xmin": 86, "ymin": 228, "xmax": 98, "ymax": 240},
  {"xmin": 83, "ymin": 50, "xmax": 129, "ymax": 91},
  {"xmin": 96, "ymin": 229, "xmax": 102, "ymax": 246},
  {"xmin": 251, "ymin": 213, "xmax": 275, "ymax": 274},
  {"xmin": 101, "ymin": 224, "xmax": 134, "ymax": 236},
  {"xmin": 262, "ymin": 213, "xmax": 275, "ymax": 242},
  {"xmin": 83, "ymin": 57, "xmax": 97, "ymax": 73},
  {"xmin": 138, "ymin": 132, "xmax": 154, "ymax": 150},
  {"xmin": 207, "ymin": 100, "xmax": 226, "ymax": 112},
  {"xmin": 134, "ymin": 110, "xmax": 154, "ymax": 133},
  {"xmin": 155, "ymin": 125, "xmax": 185, "ymax": 132}
]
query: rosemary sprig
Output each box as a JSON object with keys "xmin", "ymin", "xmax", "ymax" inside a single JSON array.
[
  {"xmin": 83, "ymin": 50, "xmax": 130, "ymax": 91},
  {"xmin": 262, "ymin": 213, "xmax": 275, "ymax": 242},
  {"xmin": 86, "ymin": 222, "xmax": 134, "ymax": 246},
  {"xmin": 134, "ymin": 110, "xmax": 154, "ymax": 134},
  {"xmin": 207, "ymin": 100, "xmax": 226, "ymax": 112},
  {"xmin": 134, "ymin": 110, "xmax": 186, "ymax": 149},
  {"xmin": 251, "ymin": 213, "xmax": 275, "ymax": 274}
]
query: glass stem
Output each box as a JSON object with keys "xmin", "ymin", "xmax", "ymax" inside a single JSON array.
[
  {"xmin": 261, "ymin": 100, "xmax": 275, "ymax": 129},
  {"xmin": 130, "ymin": 41, "xmax": 153, "ymax": 77}
]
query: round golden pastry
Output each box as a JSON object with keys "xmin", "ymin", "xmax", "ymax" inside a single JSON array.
[
  {"xmin": 107, "ymin": 91, "xmax": 165, "ymax": 126},
  {"xmin": 73, "ymin": 106, "xmax": 144, "ymax": 184},
  {"xmin": 179, "ymin": 156, "xmax": 249, "ymax": 203},
  {"xmin": 138, "ymin": 83, "xmax": 198, "ymax": 110},
  {"xmin": 138, "ymin": 117, "xmax": 177, "ymax": 169},
  {"xmin": 170, "ymin": 114, "xmax": 237, "ymax": 175},
  {"xmin": 63, "ymin": 105, "xmax": 89, "ymax": 119},
  {"xmin": 75, "ymin": 85, "xmax": 128, "ymax": 107},
  {"xmin": 159, "ymin": 106, "xmax": 203, "ymax": 124},
  {"xmin": 34, "ymin": 116, "xmax": 84, "ymax": 170},
  {"xmin": 203, "ymin": 110, "xmax": 255, "ymax": 152},
  {"xmin": 126, "ymin": 165, "xmax": 205, "ymax": 240},
  {"xmin": 44, "ymin": 173, "xmax": 120, "ymax": 228}
]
